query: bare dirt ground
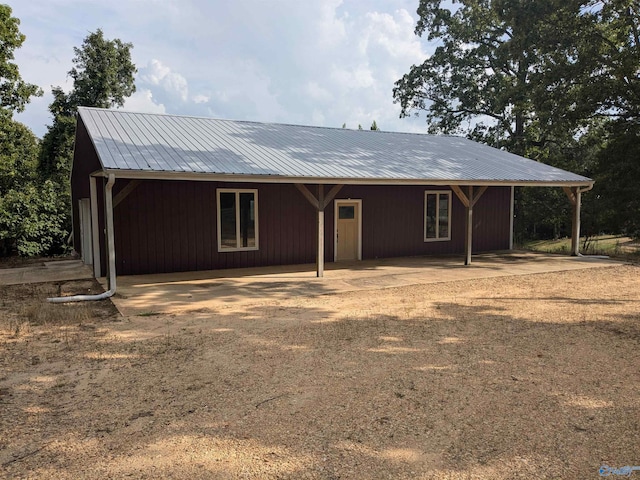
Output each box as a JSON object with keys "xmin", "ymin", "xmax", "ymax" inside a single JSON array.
[{"xmin": 1, "ymin": 265, "xmax": 639, "ymax": 479}]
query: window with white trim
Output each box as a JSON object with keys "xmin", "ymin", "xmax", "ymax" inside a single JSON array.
[
  {"xmin": 217, "ymin": 189, "xmax": 258, "ymax": 251},
  {"xmin": 424, "ymin": 191, "xmax": 451, "ymax": 241}
]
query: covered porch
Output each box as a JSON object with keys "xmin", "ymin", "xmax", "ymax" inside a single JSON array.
[{"xmin": 101, "ymin": 251, "xmax": 621, "ymax": 316}]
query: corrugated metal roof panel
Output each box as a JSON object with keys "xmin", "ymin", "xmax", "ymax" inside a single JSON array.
[{"xmin": 78, "ymin": 107, "xmax": 592, "ymax": 184}]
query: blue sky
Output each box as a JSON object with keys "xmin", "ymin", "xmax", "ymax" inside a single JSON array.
[{"xmin": 10, "ymin": 0, "xmax": 437, "ymax": 138}]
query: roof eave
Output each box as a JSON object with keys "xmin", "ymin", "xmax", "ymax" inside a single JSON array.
[{"xmin": 96, "ymin": 168, "xmax": 594, "ymax": 188}]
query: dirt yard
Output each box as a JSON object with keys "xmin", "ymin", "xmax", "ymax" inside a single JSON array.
[{"xmin": 1, "ymin": 264, "xmax": 639, "ymax": 479}]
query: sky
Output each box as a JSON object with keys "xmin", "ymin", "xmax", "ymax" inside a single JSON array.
[{"xmin": 9, "ymin": 0, "xmax": 438, "ymax": 139}]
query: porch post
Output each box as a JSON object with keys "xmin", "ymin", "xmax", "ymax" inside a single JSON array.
[
  {"xmin": 563, "ymin": 186, "xmax": 583, "ymax": 257},
  {"xmin": 451, "ymin": 185, "xmax": 487, "ymax": 266},
  {"xmin": 317, "ymin": 185, "xmax": 325, "ymax": 277},
  {"xmin": 465, "ymin": 186, "xmax": 473, "ymax": 265},
  {"xmin": 509, "ymin": 186, "xmax": 515, "ymax": 250},
  {"xmin": 571, "ymin": 187, "xmax": 582, "ymax": 256},
  {"xmin": 295, "ymin": 183, "xmax": 343, "ymax": 278}
]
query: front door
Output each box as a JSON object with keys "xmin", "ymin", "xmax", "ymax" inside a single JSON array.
[{"xmin": 335, "ymin": 200, "xmax": 361, "ymax": 261}]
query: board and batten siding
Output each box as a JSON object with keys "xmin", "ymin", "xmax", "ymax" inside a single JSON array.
[
  {"xmin": 112, "ymin": 181, "xmax": 317, "ymax": 275},
  {"xmin": 326, "ymin": 185, "xmax": 510, "ymax": 261},
  {"xmin": 108, "ymin": 181, "xmax": 511, "ymax": 276}
]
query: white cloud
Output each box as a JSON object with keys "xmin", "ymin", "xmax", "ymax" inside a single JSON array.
[
  {"xmin": 122, "ymin": 89, "xmax": 166, "ymax": 114},
  {"xmin": 305, "ymin": 82, "xmax": 333, "ymax": 103},
  {"xmin": 10, "ymin": 0, "xmax": 436, "ymax": 137},
  {"xmin": 329, "ymin": 65, "xmax": 375, "ymax": 89},
  {"xmin": 139, "ymin": 59, "xmax": 189, "ymax": 102},
  {"xmin": 192, "ymin": 94, "xmax": 210, "ymax": 104}
]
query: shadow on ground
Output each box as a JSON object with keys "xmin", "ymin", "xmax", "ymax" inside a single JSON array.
[{"xmin": 1, "ymin": 266, "xmax": 639, "ymax": 479}]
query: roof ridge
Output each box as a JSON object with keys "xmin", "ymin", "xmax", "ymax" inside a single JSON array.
[{"xmin": 78, "ymin": 106, "xmax": 454, "ymax": 139}]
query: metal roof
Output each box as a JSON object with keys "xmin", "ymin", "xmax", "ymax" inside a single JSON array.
[{"xmin": 78, "ymin": 107, "xmax": 592, "ymax": 186}]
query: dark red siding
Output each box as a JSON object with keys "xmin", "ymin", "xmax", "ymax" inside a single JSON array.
[
  {"xmin": 471, "ymin": 186, "xmax": 512, "ymax": 252},
  {"xmin": 111, "ymin": 181, "xmax": 511, "ymax": 275},
  {"xmin": 113, "ymin": 181, "xmax": 318, "ymax": 275},
  {"xmin": 326, "ymin": 185, "xmax": 510, "ymax": 261}
]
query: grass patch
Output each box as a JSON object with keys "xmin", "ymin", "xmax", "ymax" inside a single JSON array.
[
  {"xmin": 21, "ymin": 301, "xmax": 92, "ymax": 326},
  {"xmin": 523, "ymin": 234, "xmax": 640, "ymax": 258}
]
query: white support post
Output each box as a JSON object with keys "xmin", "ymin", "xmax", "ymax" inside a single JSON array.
[
  {"xmin": 317, "ymin": 185, "xmax": 325, "ymax": 277},
  {"xmin": 104, "ymin": 174, "xmax": 117, "ymax": 291},
  {"xmin": 509, "ymin": 186, "xmax": 515, "ymax": 250},
  {"xmin": 571, "ymin": 187, "xmax": 582, "ymax": 256},
  {"xmin": 450, "ymin": 184, "xmax": 487, "ymax": 266},
  {"xmin": 563, "ymin": 186, "xmax": 584, "ymax": 257},
  {"xmin": 465, "ymin": 186, "xmax": 473, "ymax": 266},
  {"xmin": 89, "ymin": 176, "xmax": 101, "ymax": 278},
  {"xmin": 295, "ymin": 183, "xmax": 344, "ymax": 278}
]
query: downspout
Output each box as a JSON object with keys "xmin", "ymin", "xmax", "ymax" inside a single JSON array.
[{"xmin": 48, "ymin": 174, "xmax": 117, "ymax": 303}]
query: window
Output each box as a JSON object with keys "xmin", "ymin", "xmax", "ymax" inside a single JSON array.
[
  {"xmin": 338, "ymin": 205, "xmax": 355, "ymax": 219},
  {"xmin": 217, "ymin": 189, "xmax": 258, "ymax": 251},
  {"xmin": 424, "ymin": 191, "xmax": 451, "ymax": 241}
]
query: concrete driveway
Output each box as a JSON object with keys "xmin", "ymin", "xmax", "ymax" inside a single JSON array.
[{"xmin": 103, "ymin": 252, "xmax": 622, "ymax": 316}]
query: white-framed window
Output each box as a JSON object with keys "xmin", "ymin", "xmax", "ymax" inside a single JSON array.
[
  {"xmin": 424, "ymin": 190, "xmax": 451, "ymax": 242},
  {"xmin": 217, "ymin": 189, "xmax": 258, "ymax": 252}
]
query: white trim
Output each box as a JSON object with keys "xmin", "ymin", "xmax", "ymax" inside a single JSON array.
[
  {"xmin": 216, "ymin": 188, "xmax": 259, "ymax": 252},
  {"xmin": 99, "ymin": 168, "xmax": 594, "ymax": 189},
  {"xmin": 424, "ymin": 190, "xmax": 452, "ymax": 242},
  {"xmin": 334, "ymin": 199, "xmax": 362, "ymax": 262},
  {"xmin": 509, "ymin": 186, "xmax": 515, "ymax": 250},
  {"xmin": 89, "ymin": 176, "xmax": 101, "ymax": 277}
]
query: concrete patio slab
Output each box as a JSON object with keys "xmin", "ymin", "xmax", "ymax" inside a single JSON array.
[
  {"xmin": 0, "ymin": 259, "xmax": 93, "ymax": 286},
  {"xmin": 103, "ymin": 252, "xmax": 623, "ymax": 316}
]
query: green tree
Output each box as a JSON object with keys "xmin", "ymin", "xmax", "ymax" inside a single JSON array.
[
  {"xmin": 0, "ymin": 6, "xmax": 66, "ymax": 256},
  {"xmin": 0, "ymin": 117, "xmax": 38, "ymax": 193},
  {"xmin": 370, "ymin": 120, "xmax": 379, "ymax": 131},
  {"xmin": 579, "ymin": 0, "xmax": 640, "ymax": 123},
  {"xmin": 0, "ymin": 5, "xmax": 42, "ymax": 114},
  {"xmin": 580, "ymin": 1, "xmax": 640, "ymax": 237},
  {"xmin": 590, "ymin": 122, "xmax": 640, "ymax": 237},
  {"xmin": 392, "ymin": 1, "xmax": 640, "ymax": 240},
  {"xmin": 39, "ymin": 29, "xmax": 137, "ymax": 178},
  {"xmin": 0, "ymin": 179, "xmax": 68, "ymax": 256},
  {"xmin": 393, "ymin": 0, "xmax": 594, "ymax": 155},
  {"xmin": 35, "ymin": 29, "xmax": 136, "ymax": 254},
  {"xmin": 0, "ymin": 117, "xmax": 69, "ymax": 256}
]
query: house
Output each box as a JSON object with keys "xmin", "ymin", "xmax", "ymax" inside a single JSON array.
[{"xmin": 71, "ymin": 107, "xmax": 593, "ymax": 281}]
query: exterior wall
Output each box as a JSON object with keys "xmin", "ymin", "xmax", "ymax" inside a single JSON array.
[
  {"xmin": 70, "ymin": 118, "xmax": 104, "ymax": 261},
  {"xmin": 471, "ymin": 186, "xmax": 512, "ymax": 252},
  {"xmin": 111, "ymin": 180, "xmax": 511, "ymax": 276},
  {"xmin": 113, "ymin": 181, "xmax": 317, "ymax": 275},
  {"xmin": 326, "ymin": 185, "xmax": 510, "ymax": 261}
]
